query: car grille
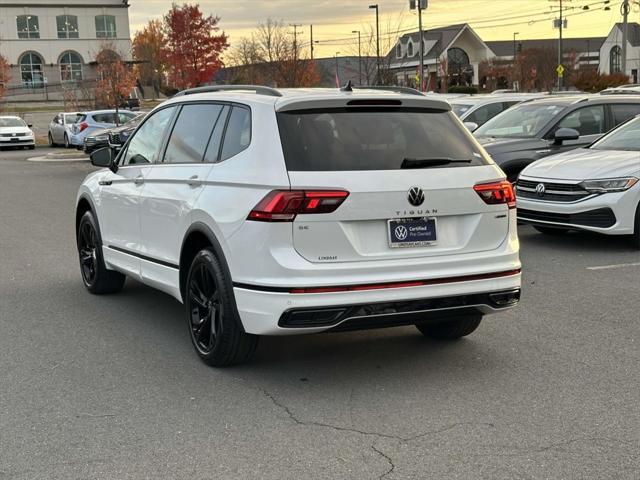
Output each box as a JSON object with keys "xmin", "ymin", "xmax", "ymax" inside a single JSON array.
[
  {"xmin": 108, "ymin": 132, "xmax": 121, "ymax": 144},
  {"xmin": 518, "ymin": 208, "xmax": 616, "ymax": 228},
  {"xmin": 516, "ymin": 179, "xmax": 592, "ymax": 202},
  {"xmin": 0, "ymin": 133, "xmax": 27, "ymax": 137}
]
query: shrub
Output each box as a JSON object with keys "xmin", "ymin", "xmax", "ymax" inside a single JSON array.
[{"xmin": 448, "ymin": 85, "xmax": 478, "ymax": 94}]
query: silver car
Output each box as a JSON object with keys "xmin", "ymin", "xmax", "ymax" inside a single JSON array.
[
  {"xmin": 70, "ymin": 110, "xmax": 136, "ymax": 149},
  {"xmin": 48, "ymin": 112, "xmax": 83, "ymax": 148}
]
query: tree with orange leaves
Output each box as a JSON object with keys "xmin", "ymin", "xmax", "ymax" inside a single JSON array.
[
  {"xmin": 0, "ymin": 53, "xmax": 10, "ymax": 111},
  {"xmin": 164, "ymin": 3, "xmax": 228, "ymax": 89},
  {"xmin": 132, "ymin": 19, "xmax": 167, "ymax": 96},
  {"xmin": 95, "ymin": 45, "xmax": 136, "ymax": 121}
]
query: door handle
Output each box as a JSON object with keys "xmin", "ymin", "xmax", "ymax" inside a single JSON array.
[
  {"xmin": 187, "ymin": 175, "xmax": 203, "ymax": 187},
  {"xmin": 134, "ymin": 175, "xmax": 145, "ymax": 186},
  {"xmin": 98, "ymin": 180, "xmax": 112, "ymax": 186}
]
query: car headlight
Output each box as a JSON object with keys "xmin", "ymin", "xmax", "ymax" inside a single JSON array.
[
  {"xmin": 580, "ymin": 177, "xmax": 639, "ymax": 193},
  {"xmin": 95, "ymin": 134, "xmax": 109, "ymax": 141}
]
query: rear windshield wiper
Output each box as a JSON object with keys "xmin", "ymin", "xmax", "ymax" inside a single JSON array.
[{"xmin": 401, "ymin": 158, "xmax": 473, "ymax": 169}]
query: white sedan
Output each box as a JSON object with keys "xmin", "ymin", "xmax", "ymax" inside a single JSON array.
[
  {"xmin": 516, "ymin": 115, "xmax": 640, "ymax": 248},
  {"xmin": 0, "ymin": 116, "xmax": 35, "ymax": 150}
]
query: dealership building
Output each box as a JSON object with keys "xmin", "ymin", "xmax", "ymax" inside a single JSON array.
[{"xmin": 0, "ymin": 0, "xmax": 132, "ymax": 100}]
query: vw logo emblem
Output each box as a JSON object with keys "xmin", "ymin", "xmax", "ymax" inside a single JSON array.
[
  {"xmin": 535, "ymin": 183, "xmax": 546, "ymax": 197},
  {"xmin": 394, "ymin": 225, "xmax": 408, "ymax": 240},
  {"xmin": 407, "ymin": 187, "xmax": 425, "ymax": 206}
]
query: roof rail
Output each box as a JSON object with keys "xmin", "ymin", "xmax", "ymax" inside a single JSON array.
[
  {"xmin": 352, "ymin": 85, "xmax": 424, "ymax": 96},
  {"xmin": 173, "ymin": 85, "xmax": 283, "ymax": 97}
]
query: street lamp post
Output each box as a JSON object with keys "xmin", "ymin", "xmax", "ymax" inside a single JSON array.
[
  {"xmin": 513, "ymin": 32, "xmax": 519, "ymax": 91},
  {"xmin": 335, "ymin": 51, "xmax": 341, "ymax": 87},
  {"xmin": 369, "ymin": 4, "xmax": 380, "ymax": 84},
  {"xmin": 352, "ymin": 30, "xmax": 362, "ymax": 85}
]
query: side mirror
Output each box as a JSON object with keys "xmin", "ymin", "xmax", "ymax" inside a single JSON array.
[
  {"xmin": 27, "ymin": 123, "xmax": 33, "ymax": 128},
  {"xmin": 90, "ymin": 147, "xmax": 118, "ymax": 173},
  {"xmin": 553, "ymin": 127, "xmax": 580, "ymax": 145},
  {"xmin": 463, "ymin": 121, "xmax": 479, "ymax": 132}
]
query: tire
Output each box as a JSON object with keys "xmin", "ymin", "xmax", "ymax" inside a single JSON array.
[
  {"xmin": 64, "ymin": 134, "xmax": 70, "ymax": 149},
  {"xmin": 28, "ymin": 145, "xmax": 35, "ymax": 150},
  {"xmin": 48, "ymin": 132, "xmax": 56, "ymax": 147},
  {"xmin": 533, "ymin": 226, "xmax": 569, "ymax": 235},
  {"xmin": 632, "ymin": 202, "xmax": 640, "ymax": 250},
  {"xmin": 185, "ymin": 248, "xmax": 258, "ymax": 366},
  {"xmin": 416, "ymin": 314, "xmax": 483, "ymax": 340},
  {"xmin": 77, "ymin": 210, "xmax": 125, "ymax": 294}
]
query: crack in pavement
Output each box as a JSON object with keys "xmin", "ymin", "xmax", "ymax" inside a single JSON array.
[{"xmin": 370, "ymin": 444, "xmax": 395, "ymax": 479}]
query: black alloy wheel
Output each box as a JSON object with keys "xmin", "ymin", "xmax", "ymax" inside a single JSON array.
[
  {"xmin": 78, "ymin": 219, "xmax": 98, "ymax": 286},
  {"xmin": 188, "ymin": 262, "xmax": 223, "ymax": 355}
]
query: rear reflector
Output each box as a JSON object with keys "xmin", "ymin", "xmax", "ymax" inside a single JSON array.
[
  {"xmin": 474, "ymin": 181, "xmax": 516, "ymax": 209},
  {"xmin": 289, "ymin": 269, "xmax": 521, "ymax": 294},
  {"xmin": 248, "ymin": 190, "xmax": 349, "ymax": 222}
]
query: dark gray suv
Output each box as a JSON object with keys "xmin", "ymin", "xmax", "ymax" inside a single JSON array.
[{"xmin": 474, "ymin": 96, "xmax": 640, "ymax": 181}]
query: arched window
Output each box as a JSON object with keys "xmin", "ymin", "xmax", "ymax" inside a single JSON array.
[
  {"xmin": 407, "ymin": 40, "xmax": 414, "ymax": 57},
  {"xmin": 60, "ymin": 51, "xmax": 83, "ymax": 82},
  {"xmin": 19, "ymin": 52, "xmax": 44, "ymax": 88},
  {"xmin": 396, "ymin": 43, "xmax": 402, "ymax": 58},
  {"xmin": 57, "ymin": 15, "xmax": 79, "ymax": 39},
  {"xmin": 16, "ymin": 15, "xmax": 40, "ymax": 39},
  {"xmin": 447, "ymin": 47, "xmax": 472, "ymax": 86},
  {"xmin": 95, "ymin": 15, "xmax": 117, "ymax": 38},
  {"xmin": 610, "ymin": 45, "xmax": 622, "ymax": 73}
]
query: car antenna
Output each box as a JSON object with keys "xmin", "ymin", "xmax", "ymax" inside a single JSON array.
[{"xmin": 340, "ymin": 80, "xmax": 353, "ymax": 92}]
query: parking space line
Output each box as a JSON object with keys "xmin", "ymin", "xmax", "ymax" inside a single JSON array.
[{"xmin": 587, "ymin": 262, "xmax": 640, "ymax": 271}]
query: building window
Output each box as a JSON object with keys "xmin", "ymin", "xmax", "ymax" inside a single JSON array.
[
  {"xmin": 396, "ymin": 43, "xmax": 402, "ymax": 58},
  {"xmin": 95, "ymin": 15, "xmax": 117, "ymax": 38},
  {"xmin": 16, "ymin": 15, "xmax": 40, "ymax": 39},
  {"xmin": 407, "ymin": 40, "xmax": 414, "ymax": 57},
  {"xmin": 20, "ymin": 52, "xmax": 44, "ymax": 88},
  {"xmin": 57, "ymin": 15, "xmax": 79, "ymax": 39},
  {"xmin": 60, "ymin": 51, "xmax": 83, "ymax": 82},
  {"xmin": 610, "ymin": 45, "xmax": 622, "ymax": 73}
]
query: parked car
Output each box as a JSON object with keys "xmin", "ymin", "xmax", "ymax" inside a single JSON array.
[
  {"xmin": 107, "ymin": 112, "xmax": 148, "ymax": 151},
  {"xmin": 450, "ymin": 94, "xmax": 545, "ymax": 131},
  {"xmin": 76, "ymin": 85, "xmax": 521, "ymax": 366},
  {"xmin": 599, "ymin": 86, "xmax": 640, "ymax": 95},
  {"xmin": 70, "ymin": 110, "xmax": 137, "ymax": 149},
  {"xmin": 83, "ymin": 113, "xmax": 145, "ymax": 154},
  {"xmin": 516, "ymin": 114, "xmax": 640, "ymax": 248},
  {"xmin": 48, "ymin": 112, "xmax": 83, "ymax": 148},
  {"xmin": 0, "ymin": 116, "xmax": 35, "ymax": 150},
  {"xmin": 473, "ymin": 95, "xmax": 640, "ymax": 181}
]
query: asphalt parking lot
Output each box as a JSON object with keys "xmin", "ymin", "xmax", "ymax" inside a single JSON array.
[{"xmin": 1, "ymin": 148, "xmax": 639, "ymax": 479}]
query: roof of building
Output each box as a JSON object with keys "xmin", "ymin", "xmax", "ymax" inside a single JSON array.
[
  {"xmin": 388, "ymin": 23, "xmax": 469, "ymax": 62},
  {"xmin": 486, "ymin": 37, "xmax": 606, "ymax": 57},
  {"xmin": 610, "ymin": 22, "xmax": 640, "ymax": 46}
]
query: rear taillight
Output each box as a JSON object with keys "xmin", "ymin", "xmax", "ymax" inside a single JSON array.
[
  {"xmin": 474, "ymin": 181, "xmax": 516, "ymax": 209},
  {"xmin": 248, "ymin": 190, "xmax": 349, "ymax": 222},
  {"xmin": 78, "ymin": 122, "xmax": 89, "ymax": 132}
]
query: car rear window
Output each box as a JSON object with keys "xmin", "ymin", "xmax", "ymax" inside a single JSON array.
[{"xmin": 276, "ymin": 108, "xmax": 488, "ymax": 171}]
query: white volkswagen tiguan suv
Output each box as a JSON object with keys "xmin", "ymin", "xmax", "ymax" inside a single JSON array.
[{"xmin": 76, "ymin": 85, "xmax": 521, "ymax": 366}]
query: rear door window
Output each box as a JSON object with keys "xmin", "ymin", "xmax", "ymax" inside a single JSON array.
[
  {"xmin": 277, "ymin": 108, "xmax": 487, "ymax": 171},
  {"xmin": 164, "ymin": 103, "xmax": 224, "ymax": 164},
  {"xmin": 556, "ymin": 105, "xmax": 605, "ymax": 136},
  {"xmin": 611, "ymin": 103, "xmax": 640, "ymax": 125},
  {"xmin": 465, "ymin": 102, "xmax": 504, "ymax": 127},
  {"xmin": 220, "ymin": 106, "xmax": 251, "ymax": 161}
]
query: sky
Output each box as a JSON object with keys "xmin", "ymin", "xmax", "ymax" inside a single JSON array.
[{"xmin": 129, "ymin": 0, "xmax": 628, "ymax": 58}]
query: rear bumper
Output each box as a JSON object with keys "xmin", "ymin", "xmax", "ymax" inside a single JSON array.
[{"xmin": 234, "ymin": 270, "xmax": 521, "ymax": 335}]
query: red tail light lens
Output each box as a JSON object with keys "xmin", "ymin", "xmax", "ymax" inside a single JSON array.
[
  {"xmin": 474, "ymin": 181, "xmax": 516, "ymax": 209},
  {"xmin": 78, "ymin": 122, "xmax": 89, "ymax": 132},
  {"xmin": 248, "ymin": 190, "xmax": 349, "ymax": 222}
]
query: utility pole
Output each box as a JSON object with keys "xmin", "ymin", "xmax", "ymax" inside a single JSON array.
[
  {"xmin": 310, "ymin": 24, "xmax": 314, "ymax": 60},
  {"xmin": 622, "ymin": 0, "xmax": 630, "ymax": 75},
  {"xmin": 352, "ymin": 30, "xmax": 362, "ymax": 84},
  {"xmin": 417, "ymin": 1, "xmax": 425, "ymax": 92},
  {"xmin": 290, "ymin": 23, "xmax": 303, "ymax": 87},
  {"xmin": 369, "ymin": 4, "xmax": 380, "ymax": 84},
  {"xmin": 557, "ymin": 0, "xmax": 563, "ymax": 90},
  {"xmin": 513, "ymin": 32, "xmax": 519, "ymax": 91}
]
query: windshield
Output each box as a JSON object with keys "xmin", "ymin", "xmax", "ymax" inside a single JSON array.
[
  {"xmin": 0, "ymin": 117, "xmax": 26, "ymax": 128},
  {"xmin": 451, "ymin": 103, "xmax": 473, "ymax": 116},
  {"xmin": 277, "ymin": 108, "xmax": 488, "ymax": 171},
  {"xmin": 591, "ymin": 116, "xmax": 640, "ymax": 151},
  {"xmin": 474, "ymin": 103, "xmax": 567, "ymax": 138}
]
